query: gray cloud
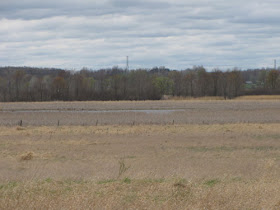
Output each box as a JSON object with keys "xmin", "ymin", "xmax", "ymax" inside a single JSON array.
[{"xmin": 0, "ymin": 0, "xmax": 280, "ymax": 70}]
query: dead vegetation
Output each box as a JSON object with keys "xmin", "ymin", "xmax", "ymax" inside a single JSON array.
[
  {"xmin": 1, "ymin": 99, "xmax": 280, "ymax": 209},
  {"xmin": 0, "ymin": 123, "xmax": 280, "ymax": 209},
  {"xmin": 0, "ymin": 176, "xmax": 280, "ymax": 209},
  {"xmin": 20, "ymin": 152, "xmax": 34, "ymax": 161},
  {"xmin": 236, "ymin": 95, "xmax": 280, "ymax": 100}
]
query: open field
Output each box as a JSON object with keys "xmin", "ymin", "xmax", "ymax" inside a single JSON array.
[
  {"xmin": 1, "ymin": 123, "xmax": 280, "ymax": 209},
  {"xmin": 235, "ymin": 95, "xmax": 280, "ymax": 100},
  {"xmin": 169, "ymin": 95, "xmax": 280, "ymax": 100},
  {"xmin": 0, "ymin": 99, "xmax": 280, "ymax": 126},
  {"xmin": 1, "ymin": 99, "xmax": 280, "ymax": 209}
]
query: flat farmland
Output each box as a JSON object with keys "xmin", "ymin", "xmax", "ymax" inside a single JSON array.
[
  {"xmin": 1, "ymin": 100, "xmax": 280, "ymax": 209},
  {"xmin": 0, "ymin": 100, "xmax": 280, "ymax": 126}
]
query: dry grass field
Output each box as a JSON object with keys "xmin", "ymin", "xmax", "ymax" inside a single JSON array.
[
  {"xmin": 236, "ymin": 95, "xmax": 280, "ymax": 100},
  {"xmin": 1, "ymin": 98, "xmax": 280, "ymax": 209},
  {"xmin": 0, "ymin": 122, "xmax": 280, "ymax": 209}
]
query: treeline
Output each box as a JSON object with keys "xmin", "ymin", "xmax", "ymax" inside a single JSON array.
[{"xmin": 0, "ymin": 66, "xmax": 279, "ymax": 102}]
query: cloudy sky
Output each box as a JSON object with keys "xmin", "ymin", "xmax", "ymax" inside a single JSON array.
[{"xmin": 0, "ymin": 0, "xmax": 280, "ymax": 70}]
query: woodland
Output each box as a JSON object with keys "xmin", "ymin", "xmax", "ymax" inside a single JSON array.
[{"xmin": 0, "ymin": 66, "xmax": 279, "ymax": 101}]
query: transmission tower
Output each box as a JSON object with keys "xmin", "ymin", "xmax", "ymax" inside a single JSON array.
[{"xmin": 126, "ymin": 56, "xmax": 129, "ymax": 71}]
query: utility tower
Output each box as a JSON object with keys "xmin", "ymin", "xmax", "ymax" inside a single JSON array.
[
  {"xmin": 126, "ymin": 56, "xmax": 129, "ymax": 71},
  {"xmin": 274, "ymin": 59, "xmax": 277, "ymax": 69}
]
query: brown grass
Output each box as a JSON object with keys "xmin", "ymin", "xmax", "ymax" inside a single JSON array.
[
  {"xmin": 236, "ymin": 95, "xmax": 280, "ymax": 100},
  {"xmin": 20, "ymin": 152, "xmax": 34, "ymax": 161},
  {"xmin": 166, "ymin": 95, "xmax": 280, "ymax": 101},
  {"xmin": 0, "ymin": 123, "xmax": 280, "ymax": 209},
  {"xmin": 163, "ymin": 95, "xmax": 280, "ymax": 101},
  {"xmin": 164, "ymin": 96, "xmax": 226, "ymax": 100},
  {"xmin": 1, "ymin": 177, "xmax": 280, "ymax": 210}
]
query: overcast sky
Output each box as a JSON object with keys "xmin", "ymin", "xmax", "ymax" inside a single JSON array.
[{"xmin": 0, "ymin": 0, "xmax": 280, "ymax": 70}]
